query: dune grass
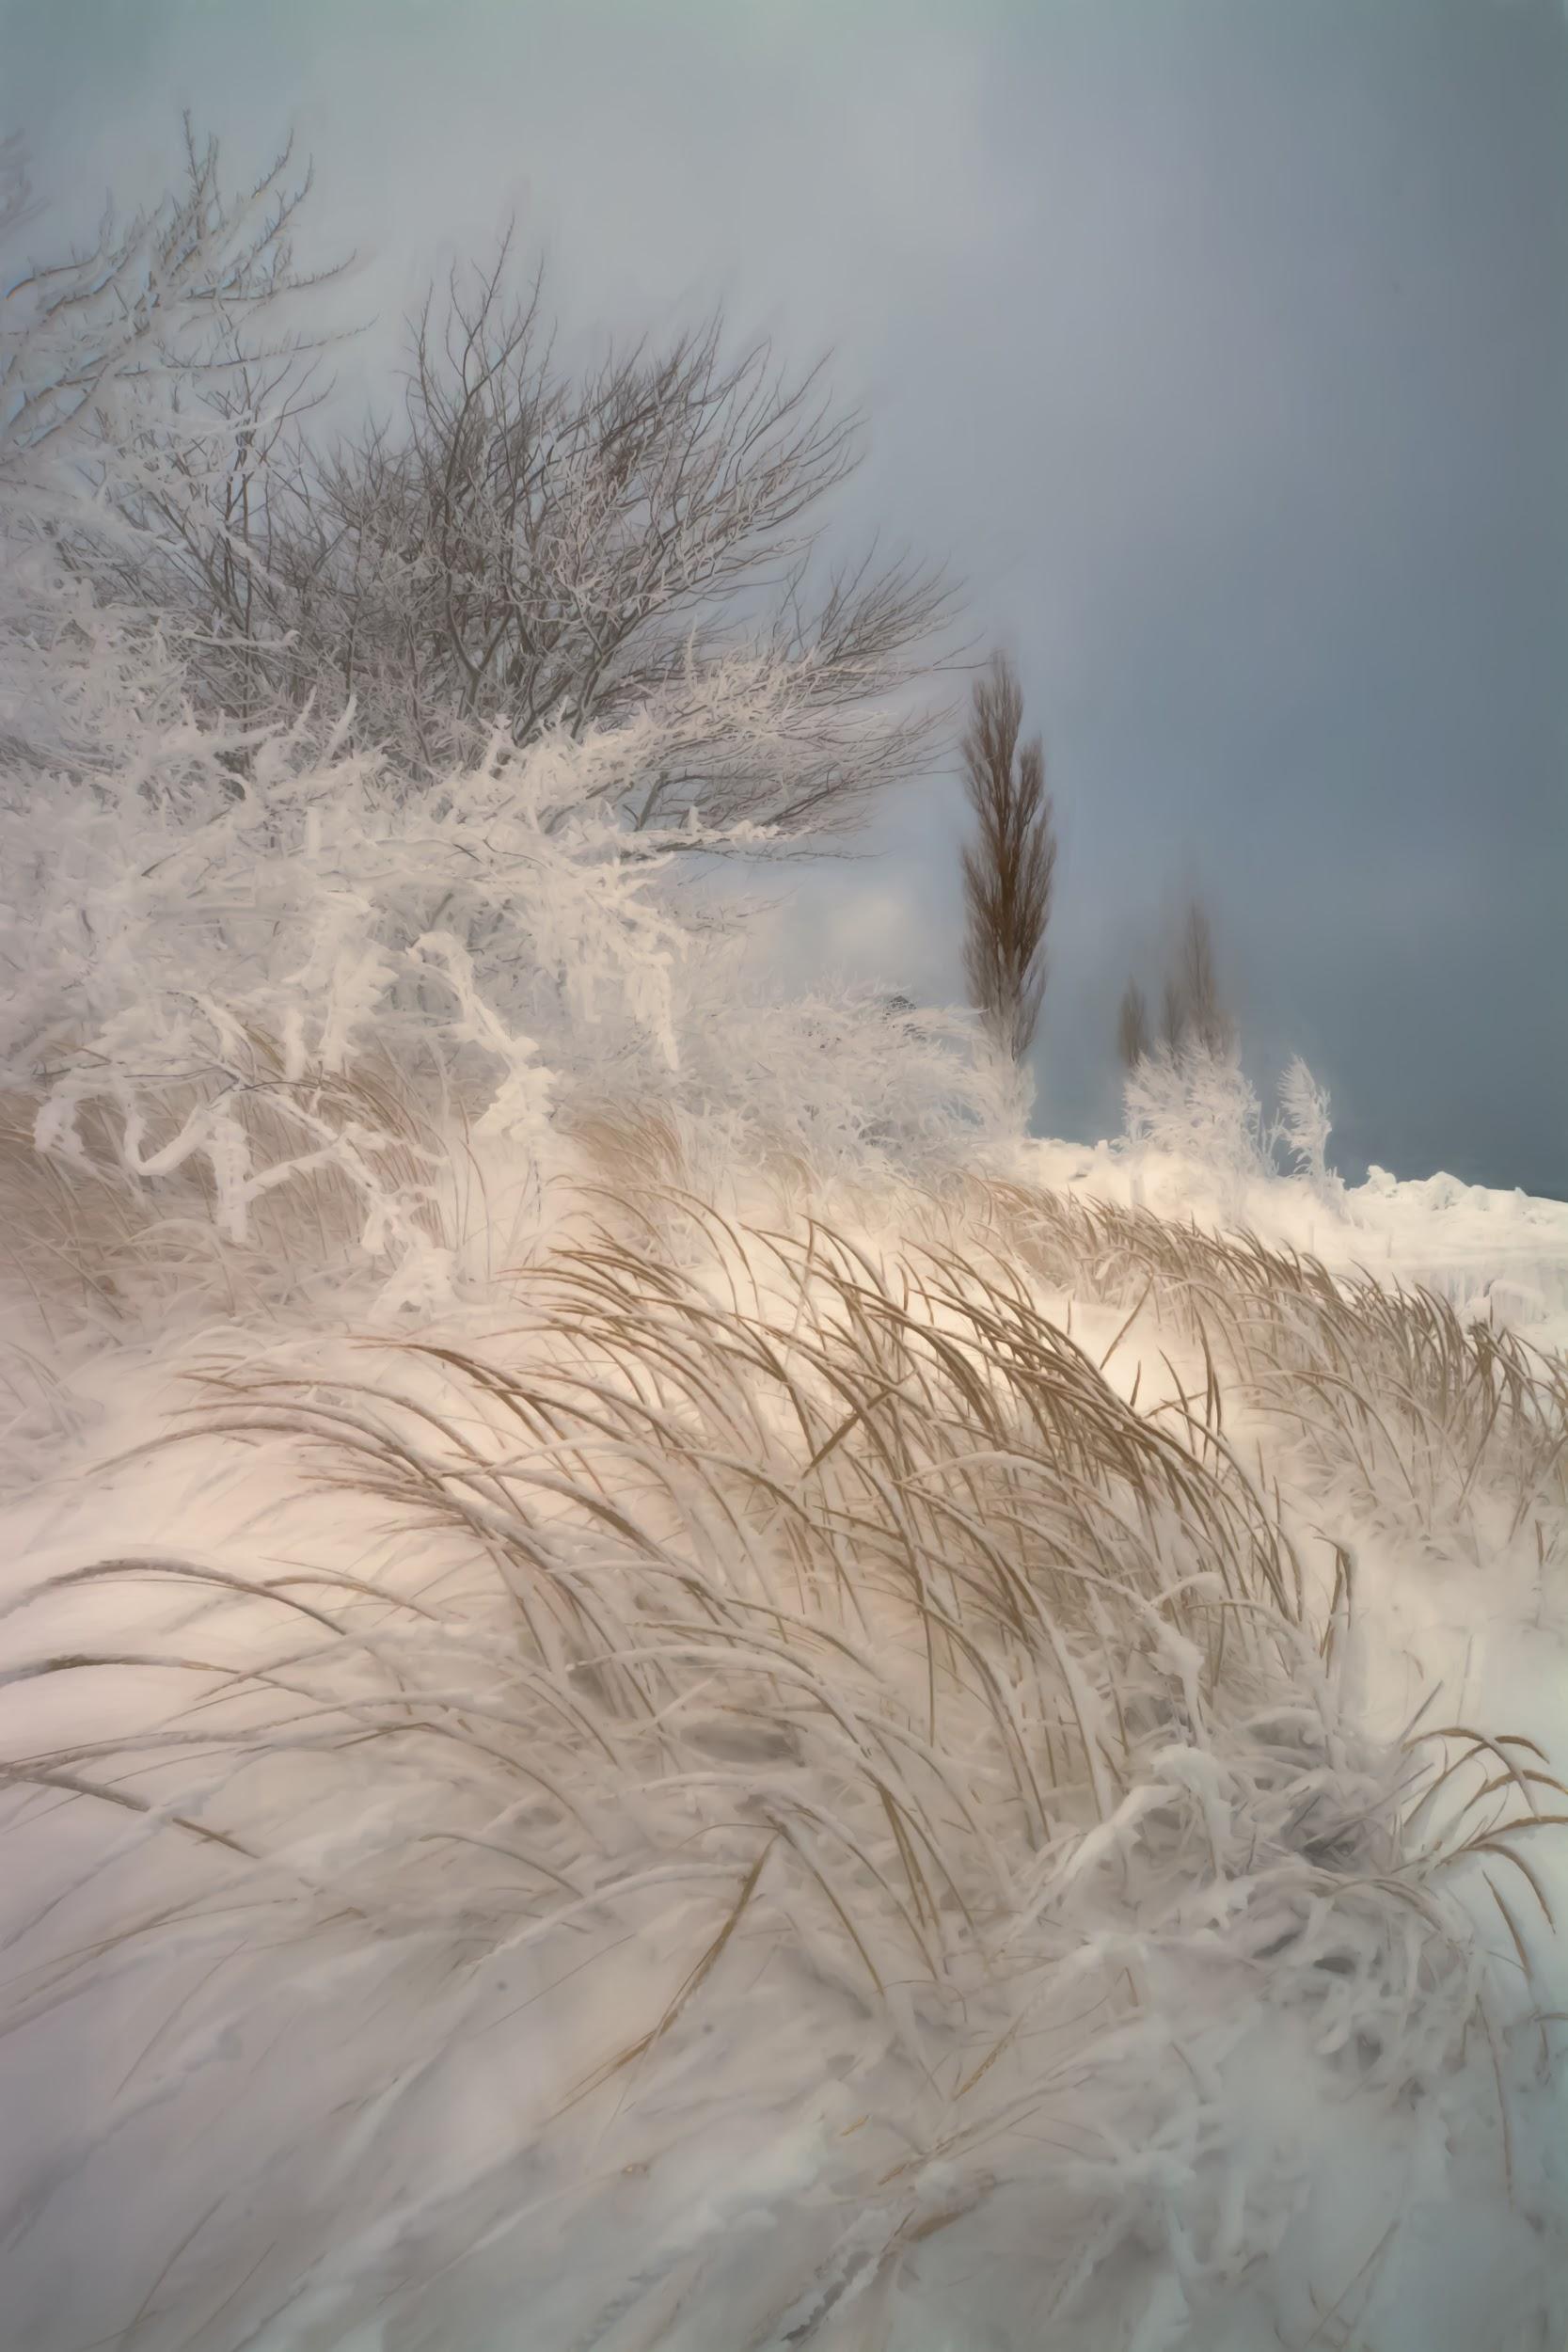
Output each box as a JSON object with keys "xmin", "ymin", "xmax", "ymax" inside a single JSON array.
[
  {"xmin": 1, "ymin": 1159, "xmax": 1562, "ymax": 2345},
  {"xmin": 974, "ymin": 1177, "xmax": 1568, "ymax": 1561}
]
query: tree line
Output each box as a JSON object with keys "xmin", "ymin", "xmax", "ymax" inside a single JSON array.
[{"xmin": 956, "ymin": 655, "xmax": 1234, "ymax": 1092}]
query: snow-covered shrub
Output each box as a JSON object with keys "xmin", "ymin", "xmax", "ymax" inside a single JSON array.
[
  {"xmin": 1123, "ymin": 1041, "xmax": 1271, "ymax": 1216},
  {"xmin": 1274, "ymin": 1053, "xmax": 1344, "ymax": 1207},
  {"xmin": 565, "ymin": 962, "xmax": 1015, "ymax": 1195},
  {"xmin": 1121, "ymin": 1044, "xmax": 1348, "ymax": 1228},
  {"xmin": 2, "ymin": 645, "xmax": 1015, "ymax": 1324},
  {"xmin": 2, "ymin": 700, "xmax": 728, "ymax": 1309},
  {"xmin": 0, "ymin": 141, "xmax": 996, "ymax": 1325}
]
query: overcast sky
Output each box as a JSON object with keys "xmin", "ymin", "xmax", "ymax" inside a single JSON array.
[{"xmin": 7, "ymin": 0, "xmax": 1566, "ymax": 1192}]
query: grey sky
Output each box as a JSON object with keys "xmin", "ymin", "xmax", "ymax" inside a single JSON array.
[{"xmin": 7, "ymin": 0, "xmax": 1566, "ymax": 1192}]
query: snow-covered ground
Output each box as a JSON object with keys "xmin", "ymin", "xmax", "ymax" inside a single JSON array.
[
  {"xmin": 1029, "ymin": 1136, "xmax": 1568, "ymax": 1351},
  {"xmin": 2, "ymin": 1139, "xmax": 1565, "ymax": 2352},
  {"xmin": 5, "ymin": 118, "xmax": 1563, "ymax": 2351}
]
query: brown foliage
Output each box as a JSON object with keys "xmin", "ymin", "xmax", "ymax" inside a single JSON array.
[
  {"xmin": 960, "ymin": 654, "xmax": 1057, "ymax": 1066},
  {"xmin": 1118, "ymin": 898, "xmax": 1235, "ymax": 1074},
  {"xmin": 1163, "ymin": 899, "xmax": 1235, "ymax": 1060},
  {"xmin": 1117, "ymin": 980, "xmax": 1151, "ymax": 1071}
]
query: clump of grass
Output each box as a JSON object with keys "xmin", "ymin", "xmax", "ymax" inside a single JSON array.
[
  {"xmin": 975, "ymin": 1177, "xmax": 1568, "ymax": 1561},
  {"xmin": 0, "ymin": 1196, "xmax": 1554, "ymax": 2347}
]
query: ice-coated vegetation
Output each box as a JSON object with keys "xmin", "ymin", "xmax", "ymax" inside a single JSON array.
[{"xmin": 2, "ymin": 134, "xmax": 1566, "ymax": 2352}]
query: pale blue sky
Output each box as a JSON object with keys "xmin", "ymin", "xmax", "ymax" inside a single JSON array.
[{"xmin": 6, "ymin": 0, "xmax": 1566, "ymax": 1189}]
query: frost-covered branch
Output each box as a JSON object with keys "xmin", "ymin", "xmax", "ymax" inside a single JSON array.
[
  {"xmin": 104, "ymin": 226, "xmax": 956, "ymax": 836},
  {"xmin": 0, "ymin": 136, "xmax": 997, "ymax": 1318}
]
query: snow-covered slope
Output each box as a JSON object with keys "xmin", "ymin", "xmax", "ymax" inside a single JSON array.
[
  {"xmin": 1, "ymin": 1145, "xmax": 1565, "ymax": 2352},
  {"xmin": 1029, "ymin": 1136, "xmax": 1568, "ymax": 1348}
]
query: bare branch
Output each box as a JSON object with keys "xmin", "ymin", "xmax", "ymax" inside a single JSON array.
[{"xmin": 102, "ymin": 229, "xmax": 955, "ymax": 839}]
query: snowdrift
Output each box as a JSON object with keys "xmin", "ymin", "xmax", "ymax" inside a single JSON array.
[{"xmin": 1, "ymin": 1142, "xmax": 1566, "ymax": 2352}]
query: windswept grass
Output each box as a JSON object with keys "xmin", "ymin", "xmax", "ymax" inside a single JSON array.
[
  {"xmin": 1, "ymin": 1187, "xmax": 1559, "ymax": 2347},
  {"xmin": 974, "ymin": 1176, "xmax": 1568, "ymax": 1561}
]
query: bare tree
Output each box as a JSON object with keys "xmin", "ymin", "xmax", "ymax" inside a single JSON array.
[
  {"xmin": 1120, "ymin": 897, "xmax": 1236, "ymax": 1077},
  {"xmin": 1165, "ymin": 974, "xmax": 1198, "ymax": 1056},
  {"xmin": 112, "ymin": 225, "xmax": 956, "ymax": 843},
  {"xmin": 1165, "ymin": 898, "xmax": 1234, "ymax": 1059},
  {"xmin": 0, "ymin": 124, "xmax": 341, "ymax": 787},
  {"xmin": 0, "ymin": 122, "xmax": 327, "ymax": 493},
  {"xmin": 960, "ymin": 654, "xmax": 1056, "ymax": 1066},
  {"xmin": 1117, "ymin": 979, "xmax": 1151, "ymax": 1071}
]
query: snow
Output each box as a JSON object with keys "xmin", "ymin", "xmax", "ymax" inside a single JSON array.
[
  {"xmin": 1028, "ymin": 1134, "xmax": 1568, "ymax": 1352},
  {"xmin": 1, "ymin": 1144, "xmax": 1565, "ymax": 2350},
  {"xmin": 4, "ymin": 131, "xmax": 1567, "ymax": 2352}
]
